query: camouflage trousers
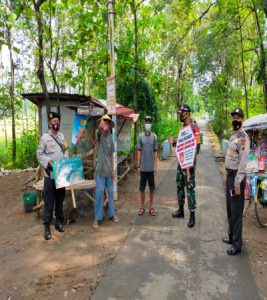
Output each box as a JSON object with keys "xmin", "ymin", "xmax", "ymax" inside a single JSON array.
[{"xmin": 176, "ymin": 164, "xmax": 196, "ymax": 211}]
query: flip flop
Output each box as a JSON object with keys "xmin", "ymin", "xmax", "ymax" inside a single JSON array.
[
  {"xmin": 138, "ymin": 208, "xmax": 145, "ymax": 215},
  {"xmin": 149, "ymin": 208, "xmax": 156, "ymax": 216}
]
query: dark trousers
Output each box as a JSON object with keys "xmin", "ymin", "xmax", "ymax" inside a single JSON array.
[
  {"xmin": 226, "ymin": 170, "xmax": 245, "ymax": 249},
  {"xmin": 43, "ymin": 177, "xmax": 65, "ymax": 224}
]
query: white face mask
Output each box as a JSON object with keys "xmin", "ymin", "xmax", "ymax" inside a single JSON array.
[{"xmin": 145, "ymin": 123, "xmax": 152, "ymax": 131}]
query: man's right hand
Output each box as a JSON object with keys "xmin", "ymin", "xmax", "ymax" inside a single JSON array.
[
  {"xmin": 138, "ymin": 167, "xmax": 141, "ymax": 176},
  {"xmin": 168, "ymin": 136, "xmax": 174, "ymax": 144}
]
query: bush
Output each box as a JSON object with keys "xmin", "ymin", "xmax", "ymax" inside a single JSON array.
[
  {"xmin": 154, "ymin": 117, "xmax": 180, "ymax": 142},
  {"xmin": 0, "ymin": 129, "xmax": 39, "ymax": 169}
]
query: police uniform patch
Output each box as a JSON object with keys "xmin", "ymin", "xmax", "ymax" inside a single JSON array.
[
  {"xmin": 47, "ymin": 141, "xmax": 55, "ymax": 147},
  {"xmin": 230, "ymin": 149, "xmax": 235, "ymax": 156}
]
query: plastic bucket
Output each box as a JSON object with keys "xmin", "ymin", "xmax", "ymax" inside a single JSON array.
[
  {"xmin": 162, "ymin": 140, "xmax": 171, "ymax": 160},
  {"xmin": 23, "ymin": 192, "xmax": 37, "ymax": 213}
]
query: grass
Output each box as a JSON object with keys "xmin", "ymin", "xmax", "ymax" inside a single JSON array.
[{"xmin": 0, "ymin": 120, "xmax": 39, "ymax": 169}]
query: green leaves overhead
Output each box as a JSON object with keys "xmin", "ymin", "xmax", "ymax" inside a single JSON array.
[{"xmin": 0, "ymin": 0, "xmax": 266, "ymax": 136}]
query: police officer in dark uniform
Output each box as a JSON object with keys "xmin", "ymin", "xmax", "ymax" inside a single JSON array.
[
  {"xmin": 223, "ymin": 108, "xmax": 250, "ymax": 255},
  {"xmin": 36, "ymin": 112, "xmax": 69, "ymax": 240}
]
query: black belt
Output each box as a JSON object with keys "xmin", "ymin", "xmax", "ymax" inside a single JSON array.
[{"xmin": 226, "ymin": 168, "xmax": 238, "ymax": 175}]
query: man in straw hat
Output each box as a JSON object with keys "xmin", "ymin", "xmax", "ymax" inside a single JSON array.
[{"xmin": 93, "ymin": 114, "xmax": 119, "ymax": 229}]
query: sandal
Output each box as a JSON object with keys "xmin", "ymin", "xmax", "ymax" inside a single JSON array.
[
  {"xmin": 110, "ymin": 215, "xmax": 119, "ymax": 223},
  {"xmin": 93, "ymin": 221, "xmax": 99, "ymax": 229},
  {"xmin": 149, "ymin": 208, "xmax": 156, "ymax": 216},
  {"xmin": 138, "ymin": 208, "xmax": 145, "ymax": 216}
]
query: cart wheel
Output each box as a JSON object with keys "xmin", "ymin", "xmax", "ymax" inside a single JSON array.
[{"xmin": 255, "ymin": 189, "xmax": 267, "ymax": 228}]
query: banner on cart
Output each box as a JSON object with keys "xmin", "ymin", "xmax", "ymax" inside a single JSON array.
[
  {"xmin": 52, "ymin": 156, "xmax": 85, "ymax": 189},
  {"xmin": 176, "ymin": 125, "xmax": 197, "ymax": 170}
]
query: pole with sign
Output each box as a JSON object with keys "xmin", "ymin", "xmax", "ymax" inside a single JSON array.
[{"xmin": 107, "ymin": 1, "xmax": 118, "ymax": 200}]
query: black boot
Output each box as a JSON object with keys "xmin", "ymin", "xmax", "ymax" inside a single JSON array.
[
  {"xmin": 55, "ymin": 220, "xmax": 65, "ymax": 232},
  {"xmin": 44, "ymin": 223, "xmax": 51, "ymax": 240},
  {"xmin": 172, "ymin": 205, "xmax": 184, "ymax": 218},
  {"xmin": 187, "ymin": 211, "xmax": 195, "ymax": 228}
]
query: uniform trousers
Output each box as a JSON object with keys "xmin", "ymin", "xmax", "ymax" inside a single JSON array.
[
  {"xmin": 43, "ymin": 177, "xmax": 65, "ymax": 224},
  {"xmin": 176, "ymin": 164, "xmax": 196, "ymax": 211},
  {"xmin": 226, "ymin": 169, "xmax": 245, "ymax": 249}
]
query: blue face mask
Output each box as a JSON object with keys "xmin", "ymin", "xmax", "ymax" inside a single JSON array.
[{"xmin": 145, "ymin": 123, "xmax": 152, "ymax": 131}]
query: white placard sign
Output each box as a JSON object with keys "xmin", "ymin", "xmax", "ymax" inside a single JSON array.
[
  {"xmin": 176, "ymin": 125, "xmax": 197, "ymax": 170},
  {"xmin": 106, "ymin": 76, "xmax": 116, "ymax": 115}
]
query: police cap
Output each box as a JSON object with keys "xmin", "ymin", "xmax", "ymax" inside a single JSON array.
[
  {"xmin": 178, "ymin": 104, "xmax": 191, "ymax": 113},
  {"xmin": 231, "ymin": 108, "xmax": 244, "ymax": 118},
  {"xmin": 48, "ymin": 112, "xmax": 60, "ymax": 120}
]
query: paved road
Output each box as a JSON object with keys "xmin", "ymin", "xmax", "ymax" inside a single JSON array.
[{"xmin": 92, "ymin": 122, "xmax": 260, "ymax": 300}]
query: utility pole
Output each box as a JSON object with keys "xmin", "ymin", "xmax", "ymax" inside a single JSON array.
[{"xmin": 107, "ymin": 0, "xmax": 118, "ymax": 200}]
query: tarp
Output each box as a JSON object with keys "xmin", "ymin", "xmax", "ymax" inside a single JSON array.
[{"xmin": 243, "ymin": 114, "xmax": 267, "ymax": 131}]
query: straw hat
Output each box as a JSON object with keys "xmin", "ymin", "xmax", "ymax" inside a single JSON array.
[{"xmin": 97, "ymin": 114, "xmax": 114, "ymax": 129}]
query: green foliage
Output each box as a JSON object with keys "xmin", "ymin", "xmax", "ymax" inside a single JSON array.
[
  {"xmin": 117, "ymin": 76, "xmax": 159, "ymax": 122},
  {"xmin": 1, "ymin": 0, "xmax": 267, "ymax": 169},
  {"xmin": 154, "ymin": 117, "xmax": 180, "ymax": 142},
  {"xmin": 0, "ymin": 128, "xmax": 39, "ymax": 169}
]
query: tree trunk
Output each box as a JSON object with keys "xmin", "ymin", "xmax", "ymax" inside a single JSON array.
[
  {"xmin": 252, "ymin": 1, "xmax": 267, "ymax": 112},
  {"xmin": 33, "ymin": 0, "xmax": 50, "ymax": 112},
  {"xmin": 131, "ymin": 0, "xmax": 139, "ymax": 145},
  {"xmin": 238, "ymin": 13, "xmax": 249, "ymax": 118},
  {"xmin": 7, "ymin": 26, "xmax": 16, "ymax": 162},
  {"xmin": 176, "ymin": 60, "xmax": 183, "ymax": 121}
]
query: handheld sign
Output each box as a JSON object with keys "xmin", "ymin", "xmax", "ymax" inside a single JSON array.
[
  {"xmin": 176, "ymin": 125, "xmax": 197, "ymax": 170},
  {"xmin": 52, "ymin": 156, "xmax": 85, "ymax": 189}
]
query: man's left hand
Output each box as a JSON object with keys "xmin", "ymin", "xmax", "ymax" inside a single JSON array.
[
  {"xmin": 235, "ymin": 186, "xmax": 241, "ymax": 195},
  {"xmin": 112, "ymin": 171, "xmax": 115, "ymax": 181}
]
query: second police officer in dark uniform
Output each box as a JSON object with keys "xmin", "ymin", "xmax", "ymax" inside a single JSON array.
[
  {"xmin": 36, "ymin": 112, "xmax": 69, "ymax": 240},
  {"xmin": 223, "ymin": 108, "xmax": 250, "ymax": 255}
]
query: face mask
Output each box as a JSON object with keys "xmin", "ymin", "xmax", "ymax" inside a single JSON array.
[
  {"xmin": 51, "ymin": 123, "xmax": 60, "ymax": 131},
  {"xmin": 180, "ymin": 113, "xmax": 186, "ymax": 122},
  {"xmin": 232, "ymin": 120, "xmax": 242, "ymax": 131},
  {"xmin": 145, "ymin": 123, "xmax": 152, "ymax": 131}
]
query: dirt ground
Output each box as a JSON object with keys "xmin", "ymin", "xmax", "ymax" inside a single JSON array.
[
  {"xmin": 207, "ymin": 127, "xmax": 267, "ymax": 298},
  {"xmin": 0, "ymin": 157, "xmax": 173, "ymax": 300},
  {"xmin": 0, "ymin": 126, "xmax": 266, "ymax": 300}
]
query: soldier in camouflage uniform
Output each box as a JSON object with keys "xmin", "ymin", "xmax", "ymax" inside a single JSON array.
[
  {"xmin": 223, "ymin": 108, "xmax": 250, "ymax": 256},
  {"xmin": 36, "ymin": 112, "xmax": 69, "ymax": 240},
  {"xmin": 169, "ymin": 104, "xmax": 201, "ymax": 228}
]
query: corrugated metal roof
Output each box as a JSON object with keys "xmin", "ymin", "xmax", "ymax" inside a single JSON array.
[{"xmin": 21, "ymin": 93, "xmax": 91, "ymax": 105}]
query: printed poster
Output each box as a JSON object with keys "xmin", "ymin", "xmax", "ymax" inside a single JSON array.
[
  {"xmin": 176, "ymin": 125, "xmax": 197, "ymax": 170},
  {"xmin": 71, "ymin": 113, "xmax": 89, "ymax": 148},
  {"xmin": 52, "ymin": 156, "xmax": 85, "ymax": 189},
  {"xmin": 117, "ymin": 119, "xmax": 132, "ymax": 152}
]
